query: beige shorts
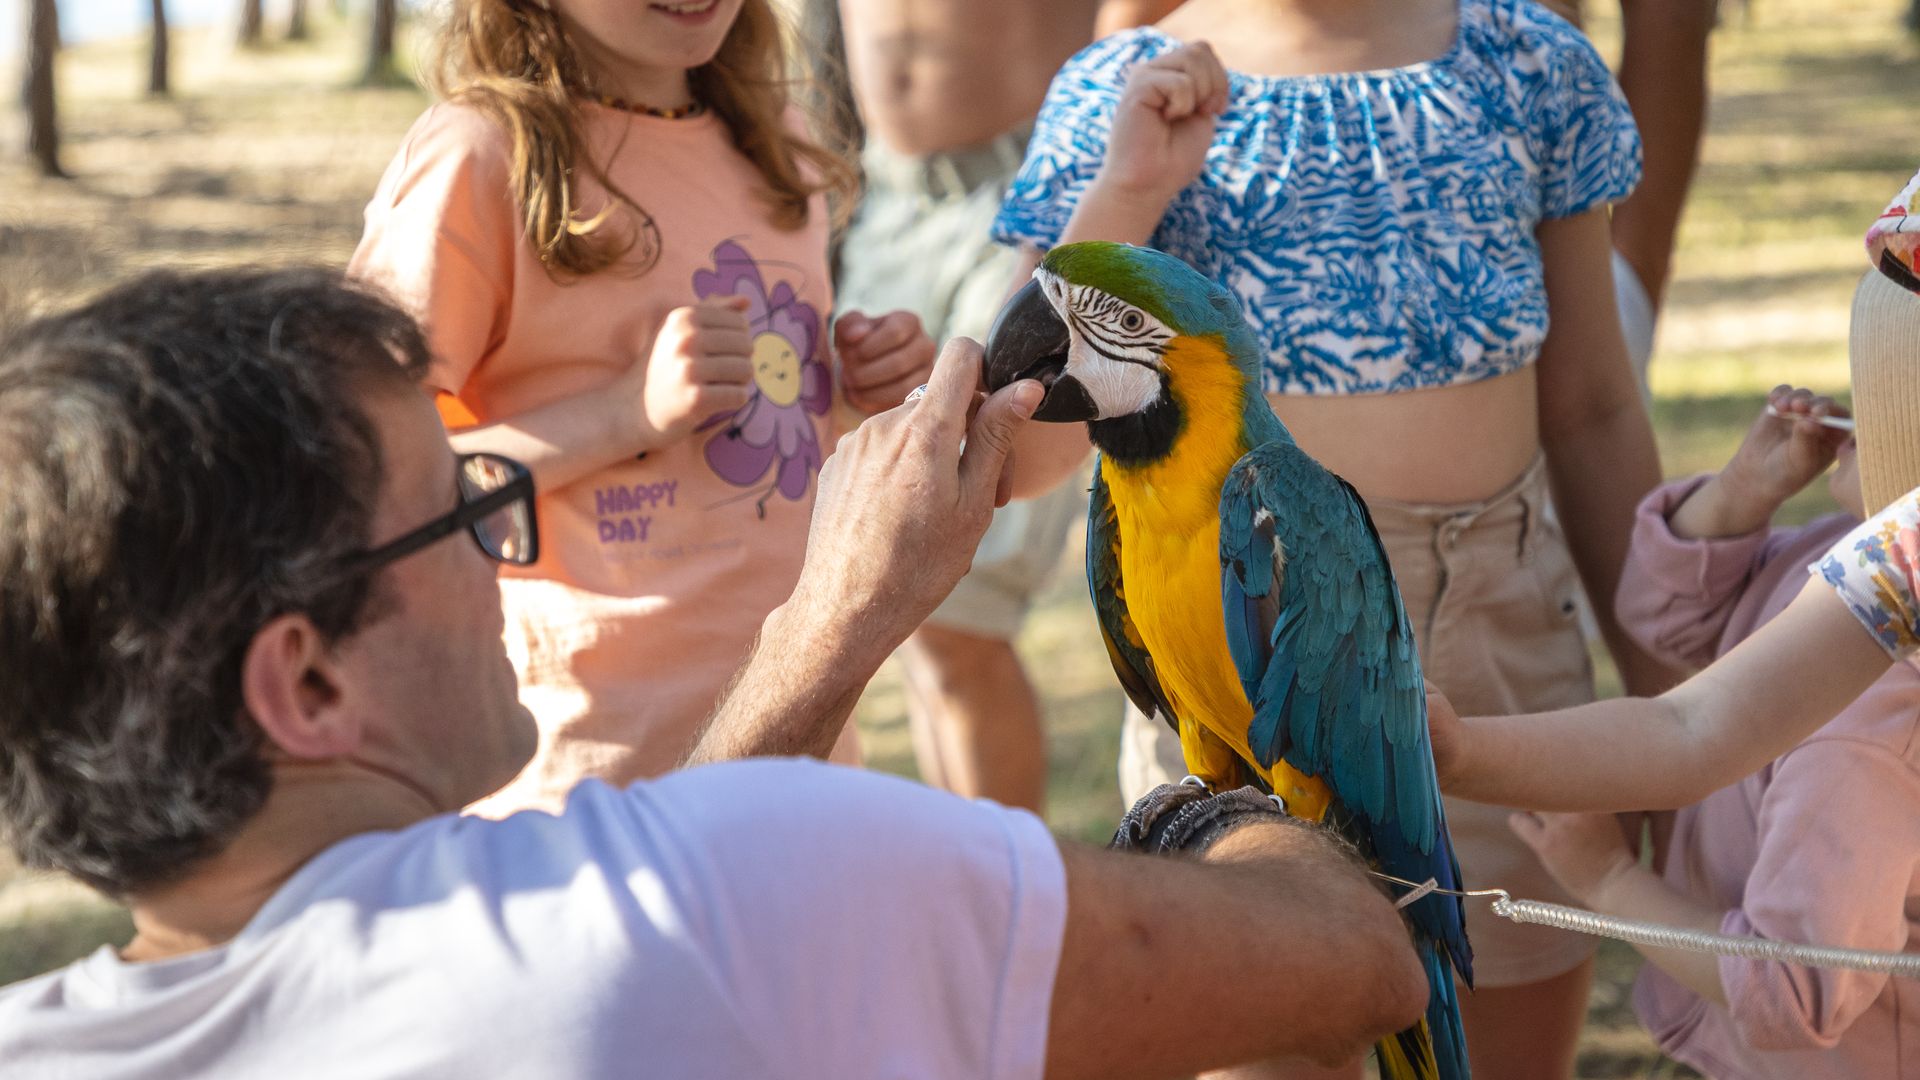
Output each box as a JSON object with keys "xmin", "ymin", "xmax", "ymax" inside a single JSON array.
[
  {"xmin": 1119, "ymin": 456, "xmax": 1598, "ymax": 986},
  {"xmin": 837, "ymin": 128, "xmax": 1082, "ymax": 640}
]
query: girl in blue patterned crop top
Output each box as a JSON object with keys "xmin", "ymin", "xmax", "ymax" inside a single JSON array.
[{"xmin": 993, "ymin": 1, "xmax": 1670, "ymax": 1074}]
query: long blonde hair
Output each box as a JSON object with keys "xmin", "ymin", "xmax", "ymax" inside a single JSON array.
[{"xmin": 432, "ymin": 0, "xmax": 858, "ymax": 278}]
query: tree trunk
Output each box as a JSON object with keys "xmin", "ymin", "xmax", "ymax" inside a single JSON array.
[
  {"xmin": 287, "ymin": 0, "xmax": 309, "ymax": 41},
  {"xmin": 237, "ymin": 0, "xmax": 263, "ymax": 46},
  {"xmin": 150, "ymin": 0, "xmax": 170, "ymax": 96},
  {"xmin": 25, "ymin": 0, "xmax": 62, "ymax": 177},
  {"xmin": 362, "ymin": 0, "xmax": 396, "ymax": 83}
]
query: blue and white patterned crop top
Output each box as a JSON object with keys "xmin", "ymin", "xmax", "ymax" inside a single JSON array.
[{"xmin": 992, "ymin": 0, "xmax": 1643, "ymax": 396}]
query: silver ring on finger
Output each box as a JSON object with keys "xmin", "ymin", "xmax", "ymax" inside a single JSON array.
[{"xmin": 904, "ymin": 383, "xmax": 930, "ymax": 404}]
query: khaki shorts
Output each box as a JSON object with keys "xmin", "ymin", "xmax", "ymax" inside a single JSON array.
[
  {"xmin": 837, "ymin": 129, "xmax": 1082, "ymax": 640},
  {"xmin": 1119, "ymin": 456, "xmax": 1598, "ymax": 986}
]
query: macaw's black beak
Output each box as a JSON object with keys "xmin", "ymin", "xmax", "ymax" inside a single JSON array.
[{"xmin": 983, "ymin": 279, "xmax": 1096, "ymax": 423}]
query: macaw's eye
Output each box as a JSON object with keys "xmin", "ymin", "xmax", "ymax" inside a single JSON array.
[{"xmin": 1121, "ymin": 310, "xmax": 1144, "ymax": 332}]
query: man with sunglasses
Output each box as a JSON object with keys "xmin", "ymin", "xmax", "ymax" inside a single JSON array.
[{"xmin": 0, "ymin": 268, "xmax": 1425, "ymax": 1078}]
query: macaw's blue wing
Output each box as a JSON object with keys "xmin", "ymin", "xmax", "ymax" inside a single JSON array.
[
  {"xmin": 1087, "ymin": 463, "xmax": 1176, "ymax": 728},
  {"xmin": 1217, "ymin": 441, "xmax": 1472, "ymax": 987}
]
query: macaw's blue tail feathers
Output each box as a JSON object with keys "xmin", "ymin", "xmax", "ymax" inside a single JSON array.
[
  {"xmin": 1426, "ymin": 937, "xmax": 1471, "ymax": 1080},
  {"xmin": 1374, "ymin": 939, "xmax": 1470, "ymax": 1080},
  {"xmin": 1371, "ymin": 820, "xmax": 1474, "ymax": 989}
]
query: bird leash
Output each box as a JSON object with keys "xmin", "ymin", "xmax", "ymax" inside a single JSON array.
[{"xmin": 1370, "ymin": 872, "xmax": 1920, "ymax": 979}]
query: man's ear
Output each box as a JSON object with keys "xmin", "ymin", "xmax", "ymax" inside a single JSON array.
[{"xmin": 242, "ymin": 613, "xmax": 360, "ymax": 760}]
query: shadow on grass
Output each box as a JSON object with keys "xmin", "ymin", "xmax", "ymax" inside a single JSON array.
[{"xmin": 1663, "ymin": 263, "xmax": 1866, "ymax": 310}]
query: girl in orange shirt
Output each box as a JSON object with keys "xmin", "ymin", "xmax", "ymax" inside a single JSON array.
[{"xmin": 352, "ymin": 0, "xmax": 934, "ymax": 810}]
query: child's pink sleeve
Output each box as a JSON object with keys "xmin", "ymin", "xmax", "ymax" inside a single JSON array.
[
  {"xmin": 1721, "ymin": 726, "xmax": 1920, "ymax": 1050},
  {"xmin": 1615, "ymin": 476, "xmax": 1775, "ymax": 669},
  {"xmin": 349, "ymin": 104, "xmax": 518, "ymax": 397}
]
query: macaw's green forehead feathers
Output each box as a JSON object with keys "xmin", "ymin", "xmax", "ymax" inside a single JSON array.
[{"xmin": 1039, "ymin": 242, "xmax": 1245, "ymax": 339}]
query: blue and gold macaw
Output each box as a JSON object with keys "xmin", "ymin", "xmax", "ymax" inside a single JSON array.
[{"xmin": 984, "ymin": 241, "xmax": 1472, "ymax": 1080}]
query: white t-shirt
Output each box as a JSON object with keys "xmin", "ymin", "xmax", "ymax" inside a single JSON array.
[{"xmin": 0, "ymin": 760, "xmax": 1069, "ymax": 1079}]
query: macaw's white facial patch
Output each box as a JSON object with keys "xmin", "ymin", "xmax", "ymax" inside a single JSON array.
[
  {"xmin": 1063, "ymin": 344, "xmax": 1165, "ymax": 419},
  {"xmin": 1035, "ymin": 273, "xmax": 1175, "ymax": 420}
]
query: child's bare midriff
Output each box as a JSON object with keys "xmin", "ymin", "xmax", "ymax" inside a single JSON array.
[
  {"xmin": 1159, "ymin": 0, "xmax": 1537, "ymax": 506},
  {"xmin": 1269, "ymin": 368, "xmax": 1541, "ymax": 505}
]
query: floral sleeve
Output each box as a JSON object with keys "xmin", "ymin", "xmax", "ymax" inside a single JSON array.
[
  {"xmin": 1866, "ymin": 167, "xmax": 1920, "ymax": 293},
  {"xmin": 1813, "ymin": 485, "xmax": 1920, "ymax": 658},
  {"xmin": 1526, "ymin": 16, "xmax": 1643, "ymax": 220}
]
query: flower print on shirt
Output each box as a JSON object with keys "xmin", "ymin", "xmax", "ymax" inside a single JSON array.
[
  {"xmin": 1815, "ymin": 486, "xmax": 1920, "ymax": 659},
  {"xmin": 693, "ymin": 240, "xmax": 830, "ymax": 516}
]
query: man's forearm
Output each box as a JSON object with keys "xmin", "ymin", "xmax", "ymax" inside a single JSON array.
[
  {"xmin": 687, "ymin": 601, "xmax": 877, "ymax": 765},
  {"xmin": 686, "ymin": 336, "xmax": 1037, "ymax": 765},
  {"xmin": 1047, "ymin": 819, "xmax": 1426, "ymax": 1079}
]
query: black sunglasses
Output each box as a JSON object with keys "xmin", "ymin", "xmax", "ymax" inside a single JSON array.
[{"xmin": 344, "ymin": 452, "xmax": 539, "ymax": 575}]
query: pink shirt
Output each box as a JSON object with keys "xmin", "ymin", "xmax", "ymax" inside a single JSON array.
[
  {"xmin": 1615, "ymin": 477, "xmax": 1920, "ymax": 1078},
  {"xmin": 352, "ymin": 103, "xmax": 852, "ymax": 808}
]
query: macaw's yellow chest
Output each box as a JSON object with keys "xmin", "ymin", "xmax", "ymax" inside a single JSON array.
[{"xmin": 1099, "ymin": 342, "xmax": 1331, "ymax": 819}]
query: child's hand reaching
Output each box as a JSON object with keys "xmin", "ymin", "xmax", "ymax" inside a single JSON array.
[
  {"xmin": 1096, "ymin": 41, "xmax": 1230, "ymax": 208},
  {"xmin": 835, "ymin": 310, "xmax": 937, "ymax": 414},
  {"xmin": 1424, "ymin": 681, "xmax": 1465, "ymax": 789},
  {"xmin": 621, "ymin": 295, "xmax": 756, "ymax": 453},
  {"xmin": 1668, "ymin": 385, "xmax": 1852, "ymax": 539},
  {"xmin": 1508, "ymin": 810, "xmax": 1639, "ymax": 907}
]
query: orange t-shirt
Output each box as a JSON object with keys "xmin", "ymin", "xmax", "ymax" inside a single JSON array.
[{"xmin": 351, "ymin": 101, "xmax": 855, "ymax": 810}]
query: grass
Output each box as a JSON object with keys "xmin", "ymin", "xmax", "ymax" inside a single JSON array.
[{"xmin": 0, "ymin": 1, "xmax": 1911, "ymax": 1072}]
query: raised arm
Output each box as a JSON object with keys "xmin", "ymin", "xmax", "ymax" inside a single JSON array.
[
  {"xmin": 1435, "ymin": 578, "xmax": 1892, "ymax": 811},
  {"xmin": 688, "ymin": 339, "xmax": 1042, "ymax": 763},
  {"xmin": 1047, "ymin": 819, "xmax": 1427, "ymax": 1077},
  {"xmin": 1003, "ymin": 40, "xmax": 1228, "ymax": 498}
]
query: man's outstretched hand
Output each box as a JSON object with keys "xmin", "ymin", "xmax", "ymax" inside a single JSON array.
[
  {"xmin": 796, "ymin": 337, "xmax": 1042, "ymax": 663},
  {"xmin": 690, "ymin": 339, "xmax": 1042, "ymax": 764}
]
